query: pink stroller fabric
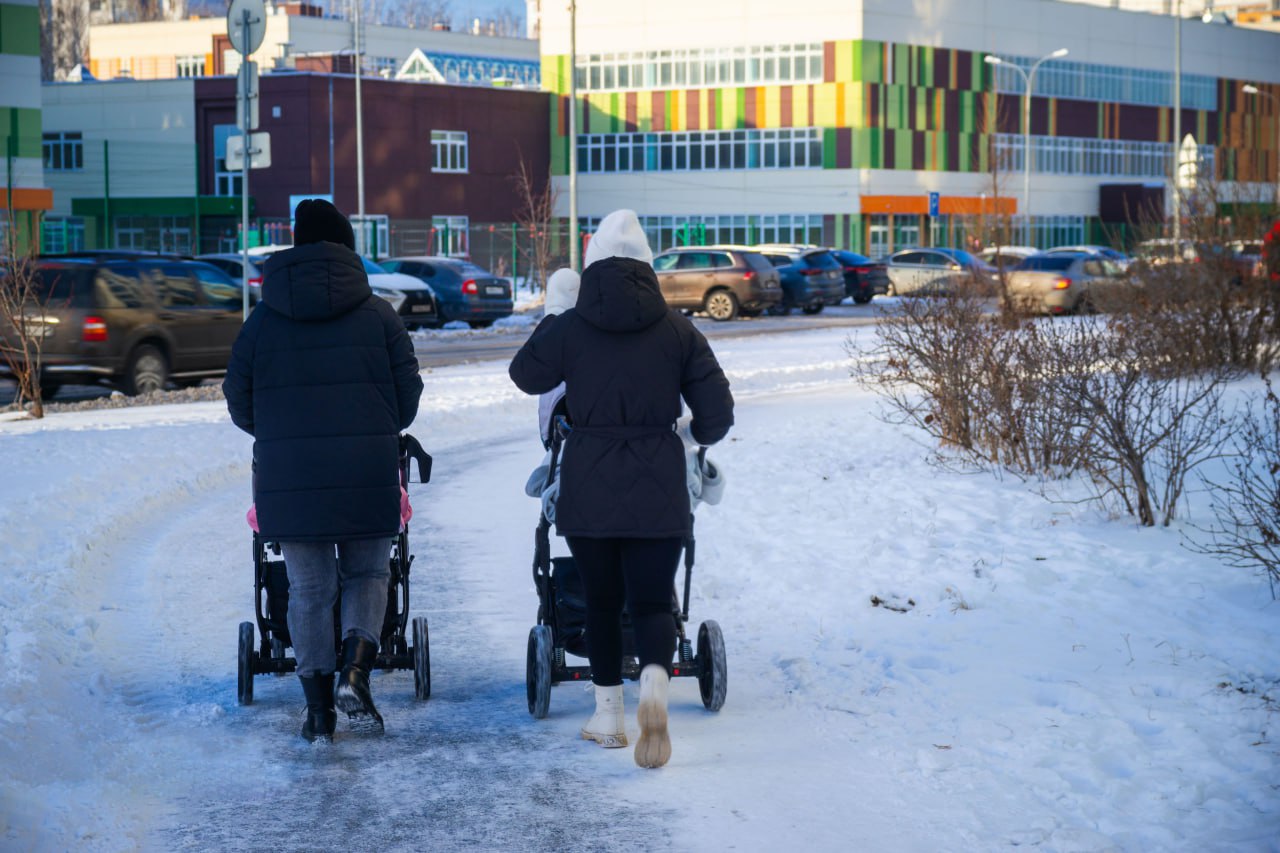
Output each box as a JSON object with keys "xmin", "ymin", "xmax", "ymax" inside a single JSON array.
[{"xmin": 247, "ymin": 486, "xmax": 412, "ymax": 533}]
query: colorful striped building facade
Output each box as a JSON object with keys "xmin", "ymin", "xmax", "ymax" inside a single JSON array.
[
  {"xmin": 539, "ymin": 0, "xmax": 1280, "ymax": 255},
  {"xmin": 1, "ymin": 0, "xmax": 52, "ymax": 254}
]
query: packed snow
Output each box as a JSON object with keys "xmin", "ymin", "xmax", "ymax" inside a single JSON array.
[{"xmin": 0, "ymin": 322, "xmax": 1276, "ymax": 851}]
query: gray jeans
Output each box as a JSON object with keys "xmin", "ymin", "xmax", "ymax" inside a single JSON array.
[{"xmin": 280, "ymin": 538, "xmax": 392, "ymax": 677}]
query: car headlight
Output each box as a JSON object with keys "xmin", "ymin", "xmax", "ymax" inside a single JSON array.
[{"xmin": 372, "ymin": 286, "xmax": 406, "ymax": 312}]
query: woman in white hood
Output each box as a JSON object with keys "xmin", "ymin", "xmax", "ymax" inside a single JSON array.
[{"xmin": 509, "ymin": 210, "xmax": 734, "ymax": 768}]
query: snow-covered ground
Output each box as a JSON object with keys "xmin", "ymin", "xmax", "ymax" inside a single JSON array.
[{"xmin": 1, "ymin": 325, "xmax": 1277, "ymax": 851}]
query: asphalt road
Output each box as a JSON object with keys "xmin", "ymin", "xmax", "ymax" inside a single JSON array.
[{"xmin": 0, "ymin": 303, "xmax": 886, "ymax": 407}]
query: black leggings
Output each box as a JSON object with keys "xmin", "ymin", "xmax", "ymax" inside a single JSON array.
[{"xmin": 565, "ymin": 536, "xmax": 683, "ymax": 687}]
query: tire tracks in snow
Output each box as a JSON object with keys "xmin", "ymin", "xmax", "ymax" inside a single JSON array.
[{"xmin": 83, "ymin": 427, "xmax": 676, "ymax": 851}]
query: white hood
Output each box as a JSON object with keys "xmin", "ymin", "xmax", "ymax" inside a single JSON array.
[{"xmin": 584, "ymin": 209, "xmax": 653, "ymax": 270}]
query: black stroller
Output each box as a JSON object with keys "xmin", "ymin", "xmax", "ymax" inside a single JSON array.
[
  {"xmin": 237, "ymin": 434, "xmax": 434, "ymax": 706},
  {"xmin": 524, "ymin": 418, "xmax": 728, "ymax": 718}
]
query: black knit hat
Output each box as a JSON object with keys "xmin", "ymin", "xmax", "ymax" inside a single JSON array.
[{"xmin": 293, "ymin": 198, "xmax": 355, "ymax": 250}]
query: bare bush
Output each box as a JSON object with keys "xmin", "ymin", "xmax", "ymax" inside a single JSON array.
[
  {"xmin": 0, "ymin": 249, "xmax": 56, "ymax": 419},
  {"xmin": 1188, "ymin": 379, "xmax": 1280, "ymax": 597}
]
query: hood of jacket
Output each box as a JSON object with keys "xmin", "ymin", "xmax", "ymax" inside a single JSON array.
[
  {"xmin": 576, "ymin": 256, "xmax": 668, "ymax": 333},
  {"xmin": 260, "ymin": 241, "xmax": 372, "ymax": 321}
]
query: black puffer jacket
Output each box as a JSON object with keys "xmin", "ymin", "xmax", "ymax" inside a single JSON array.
[
  {"xmin": 223, "ymin": 241, "xmax": 424, "ymax": 542},
  {"xmin": 509, "ymin": 257, "xmax": 734, "ymax": 538}
]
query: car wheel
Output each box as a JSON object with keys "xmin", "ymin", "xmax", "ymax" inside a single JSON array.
[
  {"xmin": 801, "ymin": 303, "xmax": 824, "ymax": 315},
  {"xmin": 122, "ymin": 345, "xmax": 168, "ymax": 396},
  {"xmin": 470, "ymin": 320, "xmax": 494, "ymax": 329},
  {"xmin": 738, "ymin": 308, "xmax": 762, "ymax": 318},
  {"xmin": 703, "ymin": 289, "xmax": 739, "ymax": 322}
]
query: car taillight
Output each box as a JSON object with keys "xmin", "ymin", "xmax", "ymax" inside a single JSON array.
[
  {"xmin": 461, "ymin": 279, "xmax": 478, "ymax": 295},
  {"xmin": 800, "ymin": 268, "xmax": 823, "ymax": 276},
  {"xmin": 1053, "ymin": 278, "xmax": 1072, "ymax": 290},
  {"xmin": 742, "ymin": 270, "xmax": 757, "ymax": 281},
  {"xmin": 82, "ymin": 316, "xmax": 108, "ymax": 342},
  {"xmin": 853, "ymin": 265, "xmax": 874, "ymax": 274},
  {"xmin": 248, "ymin": 276, "xmax": 262, "ymax": 289}
]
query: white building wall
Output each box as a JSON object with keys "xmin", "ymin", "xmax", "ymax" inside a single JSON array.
[
  {"xmin": 536, "ymin": 0, "xmax": 863, "ymax": 55},
  {"xmin": 862, "ymin": 0, "xmax": 1280, "ymax": 84},
  {"xmin": 41, "ymin": 80, "xmax": 196, "ymax": 216}
]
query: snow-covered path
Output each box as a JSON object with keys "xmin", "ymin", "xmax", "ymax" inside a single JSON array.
[{"xmin": 2, "ymin": 325, "xmax": 1278, "ymax": 851}]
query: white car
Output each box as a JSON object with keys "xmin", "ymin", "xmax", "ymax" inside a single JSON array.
[
  {"xmin": 245, "ymin": 246, "xmax": 438, "ymax": 327},
  {"xmin": 978, "ymin": 245, "xmax": 1040, "ymax": 272}
]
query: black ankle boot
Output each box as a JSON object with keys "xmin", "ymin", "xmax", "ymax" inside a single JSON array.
[
  {"xmin": 335, "ymin": 636, "xmax": 383, "ymax": 734},
  {"xmin": 299, "ymin": 673, "xmax": 336, "ymax": 743}
]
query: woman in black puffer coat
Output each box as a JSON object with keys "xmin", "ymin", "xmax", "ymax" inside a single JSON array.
[
  {"xmin": 223, "ymin": 199, "xmax": 423, "ymax": 742},
  {"xmin": 509, "ymin": 209, "xmax": 734, "ymax": 769}
]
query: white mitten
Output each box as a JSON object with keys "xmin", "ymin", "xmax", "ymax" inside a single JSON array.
[{"xmin": 545, "ymin": 267, "xmax": 581, "ymax": 316}]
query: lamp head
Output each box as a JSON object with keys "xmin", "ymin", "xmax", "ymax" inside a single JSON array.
[
  {"xmin": 1050, "ymin": 48, "xmax": 1069, "ymax": 59},
  {"xmin": 984, "ymin": 55, "xmax": 1003, "ymax": 66},
  {"xmin": 1243, "ymin": 84, "xmax": 1260, "ymax": 94}
]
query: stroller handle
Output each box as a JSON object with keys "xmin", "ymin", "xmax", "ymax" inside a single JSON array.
[{"xmin": 400, "ymin": 433, "xmax": 433, "ymax": 484}]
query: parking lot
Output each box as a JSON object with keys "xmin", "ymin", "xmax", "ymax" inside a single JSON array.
[{"xmin": 0, "ymin": 299, "xmax": 890, "ymax": 409}]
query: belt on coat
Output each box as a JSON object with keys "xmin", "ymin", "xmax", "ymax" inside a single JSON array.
[{"xmin": 569, "ymin": 424, "xmax": 675, "ymax": 440}]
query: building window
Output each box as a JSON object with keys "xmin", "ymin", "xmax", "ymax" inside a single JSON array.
[
  {"xmin": 41, "ymin": 218, "xmax": 86, "ymax": 254},
  {"xmin": 584, "ymin": 213, "xmax": 824, "ymax": 254},
  {"xmin": 431, "ymin": 131, "xmax": 469, "ymax": 173},
  {"xmin": 176, "ymin": 55, "xmax": 206, "ymax": 78},
  {"xmin": 576, "ymin": 128, "xmax": 824, "ymax": 174},
  {"xmin": 993, "ymin": 133, "xmax": 1215, "ymax": 178},
  {"xmin": 992, "ymin": 56, "xmax": 1216, "ymax": 111},
  {"xmin": 574, "ymin": 42, "xmax": 823, "ymax": 92},
  {"xmin": 42, "ymin": 132, "xmax": 83, "ymax": 171},
  {"xmin": 213, "ymin": 124, "xmax": 243, "ymax": 196},
  {"xmin": 431, "ymin": 215, "xmax": 469, "ymax": 257},
  {"xmin": 369, "ymin": 56, "xmax": 398, "ymax": 77}
]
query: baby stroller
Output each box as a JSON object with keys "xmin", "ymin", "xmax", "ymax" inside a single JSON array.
[
  {"xmin": 524, "ymin": 417, "xmax": 728, "ymax": 719},
  {"xmin": 236, "ymin": 434, "xmax": 434, "ymax": 706}
]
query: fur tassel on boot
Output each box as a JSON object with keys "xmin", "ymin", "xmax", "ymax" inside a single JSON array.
[{"xmin": 635, "ymin": 664, "xmax": 671, "ymax": 768}]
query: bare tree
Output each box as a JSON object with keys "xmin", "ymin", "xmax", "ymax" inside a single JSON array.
[
  {"xmin": 40, "ymin": 0, "xmax": 90, "ymax": 81},
  {"xmin": 0, "ymin": 244, "xmax": 59, "ymax": 419},
  {"xmin": 380, "ymin": 0, "xmax": 453, "ymax": 28},
  {"xmin": 511, "ymin": 156, "xmax": 559, "ymax": 295}
]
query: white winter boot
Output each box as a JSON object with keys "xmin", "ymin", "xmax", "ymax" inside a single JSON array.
[
  {"xmin": 635, "ymin": 664, "xmax": 671, "ymax": 768},
  {"xmin": 581, "ymin": 683, "xmax": 627, "ymax": 748}
]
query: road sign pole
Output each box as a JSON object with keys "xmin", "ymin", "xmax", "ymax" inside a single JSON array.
[{"xmin": 241, "ymin": 9, "xmax": 252, "ymax": 318}]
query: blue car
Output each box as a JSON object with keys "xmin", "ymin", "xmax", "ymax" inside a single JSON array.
[
  {"xmin": 752, "ymin": 245, "xmax": 847, "ymax": 314},
  {"xmin": 382, "ymin": 256, "xmax": 514, "ymax": 328}
]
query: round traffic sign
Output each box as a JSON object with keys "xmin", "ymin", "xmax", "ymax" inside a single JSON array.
[{"xmin": 226, "ymin": 0, "xmax": 267, "ymax": 56}]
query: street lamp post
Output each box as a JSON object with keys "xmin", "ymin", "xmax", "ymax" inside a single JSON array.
[
  {"xmin": 1243, "ymin": 84, "xmax": 1280, "ymax": 205},
  {"xmin": 984, "ymin": 48, "xmax": 1068, "ymax": 245}
]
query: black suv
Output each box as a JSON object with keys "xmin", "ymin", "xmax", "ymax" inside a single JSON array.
[{"xmin": 1, "ymin": 258, "xmax": 245, "ymax": 395}]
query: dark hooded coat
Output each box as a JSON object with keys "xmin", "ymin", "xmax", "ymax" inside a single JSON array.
[
  {"xmin": 223, "ymin": 241, "xmax": 424, "ymax": 542},
  {"xmin": 509, "ymin": 257, "xmax": 734, "ymax": 538}
]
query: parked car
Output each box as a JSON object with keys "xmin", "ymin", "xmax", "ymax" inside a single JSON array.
[
  {"xmin": 0, "ymin": 257, "xmax": 245, "ymax": 396},
  {"xmin": 649, "ymin": 246, "xmax": 783, "ymax": 320},
  {"xmin": 381, "ymin": 256, "xmax": 509, "ymax": 328},
  {"xmin": 196, "ymin": 252, "xmax": 266, "ymax": 299},
  {"xmin": 884, "ymin": 248, "xmax": 982, "ymax": 296},
  {"xmin": 1131, "ymin": 238, "xmax": 1247, "ymax": 285},
  {"xmin": 1229, "ymin": 240, "xmax": 1265, "ymax": 281},
  {"xmin": 752, "ymin": 245, "xmax": 845, "ymax": 314},
  {"xmin": 246, "ymin": 246, "xmax": 432, "ymax": 325},
  {"xmin": 1044, "ymin": 244, "xmax": 1132, "ymax": 269},
  {"xmin": 977, "ymin": 245, "xmax": 1040, "ymax": 273},
  {"xmin": 1005, "ymin": 252, "xmax": 1127, "ymax": 315},
  {"xmin": 829, "ymin": 250, "xmax": 889, "ymax": 304}
]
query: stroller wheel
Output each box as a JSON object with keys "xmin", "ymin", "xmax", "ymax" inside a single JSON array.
[
  {"xmin": 237, "ymin": 621, "xmax": 256, "ymax": 706},
  {"xmin": 412, "ymin": 615, "xmax": 431, "ymax": 700},
  {"xmin": 526, "ymin": 625, "xmax": 553, "ymax": 719},
  {"xmin": 696, "ymin": 620, "xmax": 727, "ymax": 712}
]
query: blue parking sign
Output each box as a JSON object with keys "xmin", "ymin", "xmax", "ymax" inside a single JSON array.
[{"xmin": 928, "ymin": 191, "xmax": 940, "ymax": 217}]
